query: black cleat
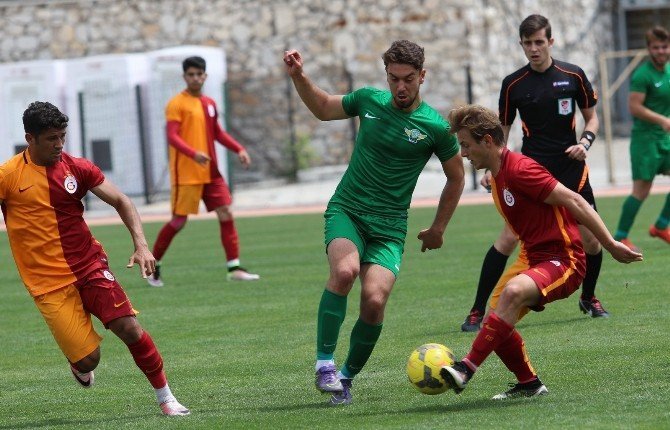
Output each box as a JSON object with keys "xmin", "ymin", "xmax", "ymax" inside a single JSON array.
[
  {"xmin": 461, "ymin": 309, "xmax": 483, "ymax": 332},
  {"xmin": 579, "ymin": 296, "xmax": 610, "ymax": 318},
  {"xmin": 492, "ymin": 378, "xmax": 548, "ymax": 400}
]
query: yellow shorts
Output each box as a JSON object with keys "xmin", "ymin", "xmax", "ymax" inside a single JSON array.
[
  {"xmin": 34, "ymin": 284, "xmax": 102, "ymax": 363},
  {"xmin": 171, "ymin": 176, "xmax": 231, "ymax": 215}
]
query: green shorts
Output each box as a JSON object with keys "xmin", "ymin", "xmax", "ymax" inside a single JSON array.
[
  {"xmin": 324, "ymin": 205, "xmax": 407, "ymax": 277},
  {"xmin": 630, "ymin": 132, "xmax": 670, "ymax": 181}
]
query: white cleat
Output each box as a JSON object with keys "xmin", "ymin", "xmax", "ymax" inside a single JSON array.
[
  {"xmin": 160, "ymin": 399, "xmax": 190, "ymax": 416},
  {"xmin": 146, "ymin": 275, "xmax": 164, "ymax": 287},
  {"xmin": 227, "ymin": 268, "xmax": 260, "ymax": 281},
  {"xmin": 70, "ymin": 363, "xmax": 95, "ymax": 388}
]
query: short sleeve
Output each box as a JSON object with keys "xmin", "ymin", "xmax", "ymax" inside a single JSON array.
[
  {"xmin": 77, "ymin": 158, "xmax": 105, "ymax": 190},
  {"xmin": 512, "ymin": 157, "xmax": 558, "ymax": 202},
  {"xmin": 342, "ymin": 87, "xmax": 374, "ymax": 117},
  {"xmin": 629, "ymin": 66, "xmax": 649, "ymax": 94},
  {"xmin": 575, "ymin": 67, "xmax": 598, "ymax": 109},
  {"xmin": 498, "ymin": 75, "xmax": 517, "ymax": 126},
  {"xmin": 434, "ymin": 122, "xmax": 460, "ymax": 162}
]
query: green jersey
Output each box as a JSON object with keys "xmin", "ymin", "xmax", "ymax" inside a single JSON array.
[
  {"xmin": 329, "ymin": 87, "xmax": 459, "ymax": 217},
  {"xmin": 630, "ymin": 60, "xmax": 670, "ymax": 149}
]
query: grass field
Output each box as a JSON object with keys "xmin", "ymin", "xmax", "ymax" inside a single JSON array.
[{"xmin": 0, "ymin": 194, "xmax": 668, "ymax": 429}]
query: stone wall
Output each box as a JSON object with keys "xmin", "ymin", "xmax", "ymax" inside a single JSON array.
[{"xmin": 0, "ymin": 0, "xmax": 614, "ymax": 182}]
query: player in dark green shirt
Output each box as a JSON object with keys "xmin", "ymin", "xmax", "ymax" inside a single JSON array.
[
  {"xmin": 614, "ymin": 25, "xmax": 670, "ymax": 249},
  {"xmin": 284, "ymin": 40, "xmax": 465, "ymax": 405}
]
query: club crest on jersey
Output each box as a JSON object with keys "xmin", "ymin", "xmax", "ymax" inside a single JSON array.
[
  {"xmin": 207, "ymin": 104, "xmax": 216, "ymax": 117},
  {"xmin": 404, "ymin": 128, "xmax": 426, "ymax": 144},
  {"xmin": 558, "ymin": 98, "xmax": 572, "ymax": 116},
  {"xmin": 503, "ymin": 188, "xmax": 515, "ymax": 206},
  {"xmin": 64, "ymin": 174, "xmax": 78, "ymax": 194},
  {"xmin": 103, "ymin": 270, "xmax": 115, "ymax": 281}
]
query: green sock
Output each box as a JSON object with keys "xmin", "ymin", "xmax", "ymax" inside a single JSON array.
[
  {"xmin": 654, "ymin": 193, "xmax": 670, "ymax": 230},
  {"xmin": 316, "ymin": 289, "xmax": 347, "ymax": 360},
  {"xmin": 615, "ymin": 195, "xmax": 643, "ymax": 240},
  {"xmin": 341, "ymin": 318, "xmax": 383, "ymax": 378}
]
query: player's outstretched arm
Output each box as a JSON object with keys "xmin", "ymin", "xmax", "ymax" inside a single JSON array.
[
  {"xmin": 283, "ymin": 49, "xmax": 348, "ymax": 121},
  {"xmin": 417, "ymin": 153, "xmax": 465, "ymax": 252},
  {"xmin": 544, "ymin": 183, "xmax": 643, "ymax": 264},
  {"xmin": 91, "ymin": 180, "xmax": 156, "ymax": 278}
]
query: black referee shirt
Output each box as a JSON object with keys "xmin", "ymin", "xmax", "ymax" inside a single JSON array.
[{"xmin": 498, "ymin": 59, "xmax": 598, "ymax": 162}]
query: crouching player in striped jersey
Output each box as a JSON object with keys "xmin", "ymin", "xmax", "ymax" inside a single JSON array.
[
  {"xmin": 0, "ymin": 102, "xmax": 189, "ymax": 416},
  {"xmin": 441, "ymin": 105, "xmax": 642, "ymax": 399}
]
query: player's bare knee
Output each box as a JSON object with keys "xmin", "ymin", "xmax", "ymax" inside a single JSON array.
[
  {"xmin": 75, "ymin": 349, "xmax": 100, "ymax": 372},
  {"xmin": 216, "ymin": 206, "xmax": 233, "ymax": 221},
  {"xmin": 109, "ymin": 316, "xmax": 143, "ymax": 345},
  {"xmin": 331, "ymin": 266, "xmax": 359, "ymax": 287}
]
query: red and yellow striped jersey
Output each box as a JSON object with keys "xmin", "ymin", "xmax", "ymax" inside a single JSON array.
[
  {"xmin": 0, "ymin": 150, "xmax": 107, "ymax": 296},
  {"xmin": 165, "ymin": 91, "xmax": 223, "ymax": 185}
]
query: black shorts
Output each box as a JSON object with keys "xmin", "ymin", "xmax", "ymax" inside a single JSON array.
[{"xmin": 539, "ymin": 157, "xmax": 597, "ymax": 210}]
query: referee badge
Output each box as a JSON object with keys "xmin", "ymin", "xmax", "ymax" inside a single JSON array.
[{"xmin": 558, "ymin": 98, "xmax": 572, "ymax": 116}]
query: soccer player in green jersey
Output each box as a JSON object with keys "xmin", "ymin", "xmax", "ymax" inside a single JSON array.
[
  {"xmin": 283, "ymin": 40, "xmax": 465, "ymax": 405},
  {"xmin": 614, "ymin": 25, "xmax": 670, "ymax": 250}
]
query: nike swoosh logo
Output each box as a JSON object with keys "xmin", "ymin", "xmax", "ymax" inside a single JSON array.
[
  {"xmin": 364, "ymin": 112, "xmax": 380, "ymax": 119},
  {"xmin": 113, "ymin": 300, "xmax": 128, "ymax": 308},
  {"xmin": 655, "ymin": 81, "xmax": 663, "ymax": 88},
  {"xmin": 18, "ymin": 185, "xmax": 34, "ymax": 193}
]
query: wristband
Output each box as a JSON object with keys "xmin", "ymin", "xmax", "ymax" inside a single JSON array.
[{"xmin": 580, "ymin": 131, "xmax": 595, "ymax": 150}]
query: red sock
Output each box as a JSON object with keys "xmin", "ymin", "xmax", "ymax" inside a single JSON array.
[
  {"xmin": 127, "ymin": 331, "xmax": 167, "ymax": 389},
  {"xmin": 153, "ymin": 223, "xmax": 179, "ymax": 261},
  {"xmin": 494, "ymin": 329, "xmax": 537, "ymax": 383},
  {"xmin": 464, "ymin": 312, "xmax": 514, "ymax": 368},
  {"xmin": 219, "ymin": 220, "xmax": 239, "ymax": 262}
]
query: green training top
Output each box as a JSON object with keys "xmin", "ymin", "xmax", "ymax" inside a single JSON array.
[
  {"xmin": 630, "ymin": 60, "xmax": 670, "ymax": 149},
  {"xmin": 329, "ymin": 87, "xmax": 459, "ymax": 218}
]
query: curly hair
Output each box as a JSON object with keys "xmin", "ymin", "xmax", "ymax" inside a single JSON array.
[
  {"xmin": 23, "ymin": 101, "xmax": 68, "ymax": 135},
  {"xmin": 447, "ymin": 105, "xmax": 504, "ymax": 146},
  {"xmin": 382, "ymin": 40, "xmax": 425, "ymax": 71}
]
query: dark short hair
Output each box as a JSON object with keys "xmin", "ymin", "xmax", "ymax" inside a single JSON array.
[
  {"xmin": 23, "ymin": 101, "xmax": 68, "ymax": 135},
  {"xmin": 183, "ymin": 56, "xmax": 206, "ymax": 72},
  {"xmin": 519, "ymin": 14, "xmax": 551, "ymax": 40},
  {"xmin": 646, "ymin": 25, "xmax": 669, "ymax": 45},
  {"xmin": 382, "ymin": 40, "xmax": 425, "ymax": 71},
  {"xmin": 447, "ymin": 105, "xmax": 505, "ymax": 147}
]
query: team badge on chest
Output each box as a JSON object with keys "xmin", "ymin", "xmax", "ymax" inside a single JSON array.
[
  {"xmin": 64, "ymin": 174, "xmax": 78, "ymax": 194},
  {"xmin": 503, "ymin": 188, "xmax": 515, "ymax": 206},
  {"xmin": 404, "ymin": 128, "xmax": 426, "ymax": 144},
  {"xmin": 558, "ymin": 98, "xmax": 572, "ymax": 116}
]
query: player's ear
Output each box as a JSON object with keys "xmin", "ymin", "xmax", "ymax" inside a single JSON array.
[
  {"xmin": 25, "ymin": 133, "xmax": 35, "ymax": 145},
  {"xmin": 419, "ymin": 69, "xmax": 426, "ymax": 84}
]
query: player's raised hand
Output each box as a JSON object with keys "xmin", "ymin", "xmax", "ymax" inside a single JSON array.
[
  {"xmin": 417, "ymin": 228, "xmax": 443, "ymax": 252},
  {"xmin": 608, "ymin": 240, "xmax": 643, "ymax": 264},
  {"xmin": 283, "ymin": 50, "xmax": 304, "ymax": 76},
  {"xmin": 127, "ymin": 247, "xmax": 156, "ymax": 278}
]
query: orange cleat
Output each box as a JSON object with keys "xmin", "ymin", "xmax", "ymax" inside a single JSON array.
[
  {"xmin": 649, "ymin": 225, "xmax": 670, "ymax": 244},
  {"xmin": 619, "ymin": 238, "xmax": 641, "ymax": 253}
]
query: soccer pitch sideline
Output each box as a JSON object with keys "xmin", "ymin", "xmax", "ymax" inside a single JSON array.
[{"xmin": 0, "ymin": 195, "xmax": 667, "ymax": 429}]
